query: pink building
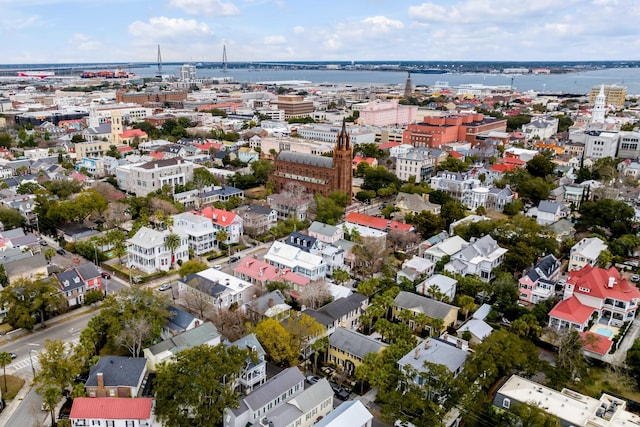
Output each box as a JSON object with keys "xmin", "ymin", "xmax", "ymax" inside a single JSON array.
[
  {"xmin": 357, "ymin": 99, "xmax": 417, "ymax": 127},
  {"xmin": 518, "ymin": 255, "xmax": 561, "ymax": 304}
]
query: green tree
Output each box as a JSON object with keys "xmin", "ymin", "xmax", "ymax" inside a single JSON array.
[
  {"xmin": 154, "ymin": 344, "xmax": 249, "ymax": 427},
  {"xmin": 526, "ymin": 155, "xmax": 555, "ymax": 178},
  {"xmin": 440, "ymin": 201, "xmax": 466, "ymax": 228},
  {"xmin": 215, "ymin": 229, "xmax": 228, "ymax": 247},
  {"xmin": 164, "ymin": 233, "xmax": 181, "ymax": 268},
  {"xmin": 250, "ymin": 159, "xmax": 275, "ymax": 184},
  {"xmin": 178, "ymin": 260, "xmax": 209, "ymax": 277},
  {"xmin": 458, "ymin": 295, "xmax": 476, "ymax": 321},
  {"xmin": 331, "ymin": 268, "xmax": 351, "ymax": 286},
  {"xmin": 0, "ymin": 278, "xmax": 67, "ymax": 330},
  {"xmin": 0, "ymin": 206, "xmax": 26, "ymax": 230},
  {"xmin": 44, "ymin": 248, "xmax": 56, "ymax": 264},
  {"xmin": 0, "ymin": 352, "xmax": 12, "ymax": 392},
  {"xmin": 310, "ymin": 337, "xmax": 329, "ymax": 375},
  {"xmin": 36, "ymin": 339, "xmax": 79, "ymax": 426},
  {"xmin": 405, "ymin": 210, "xmax": 446, "ymax": 239},
  {"xmin": 284, "ymin": 313, "xmax": 325, "ymax": 360}
]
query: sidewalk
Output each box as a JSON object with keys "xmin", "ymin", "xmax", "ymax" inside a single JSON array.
[{"xmin": 0, "ymin": 370, "xmax": 33, "ymax": 426}]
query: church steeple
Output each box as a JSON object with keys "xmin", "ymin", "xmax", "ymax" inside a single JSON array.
[
  {"xmin": 333, "ymin": 119, "xmax": 352, "ymax": 197},
  {"xmin": 404, "ymin": 71, "xmax": 413, "ymax": 99},
  {"xmin": 592, "ymin": 84, "xmax": 606, "ymax": 124},
  {"xmin": 336, "ymin": 119, "xmax": 350, "ymax": 151}
]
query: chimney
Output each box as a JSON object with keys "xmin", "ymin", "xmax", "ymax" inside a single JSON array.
[
  {"xmin": 414, "ymin": 347, "xmax": 420, "ymax": 360},
  {"xmin": 424, "ymin": 339, "xmax": 431, "ymax": 349},
  {"xmin": 259, "ymin": 267, "xmax": 264, "ymax": 277},
  {"xmin": 608, "ymin": 277, "xmax": 615, "ymax": 288},
  {"xmin": 268, "ymin": 298, "xmax": 274, "ymax": 307},
  {"xmin": 97, "ymin": 372, "xmax": 104, "ymax": 390}
]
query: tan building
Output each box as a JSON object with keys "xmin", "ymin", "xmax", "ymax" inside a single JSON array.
[
  {"xmin": 75, "ymin": 140, "xmax": 112, "ymax": 159},
  {"xmin": 327, "ymin": 327, "xmax": 388, "ymax": 375},
  {"xmin": 588, "ymin": 84, "xmax": 626, "ymax": 108},
  {"xmin": 274, "ymin": 95, "xmax": 314, "ymax": 119},
  {"xmin": 393, "ymin": 291, "xmax": 459, "ymax": 335}
]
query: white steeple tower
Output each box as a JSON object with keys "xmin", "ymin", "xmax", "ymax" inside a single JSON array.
[
  {"xmin": 592, "ymin": 84, "xmax": 606, "ymax": 124},
  {"xmin": 88, "ymin": 103, "xmax": 99, "ymax": 128}
]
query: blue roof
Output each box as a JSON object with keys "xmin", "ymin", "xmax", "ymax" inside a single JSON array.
[{"xmin": 285, "ymin": 232, "xmax": 317, "ymax": 253}]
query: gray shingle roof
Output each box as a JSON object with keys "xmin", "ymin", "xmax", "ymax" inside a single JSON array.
[
  {"xmin": 328, "ymin": 327, "xmax": 387, "ymax": 360},
  {"xmin": 86, "ymin": 356, "xmax": 147, "ymax": 388},
  {"xmin": 277, "ymin": 151, "xmax": 334, "ymax": 168},
  {"xmin": 394, "ymin": 291, "xmax": 457, "ymax": 320},
  {"xmin": 240, "ymin": 367, "xmax": 304, "ymax": 413},
  {"xmin": 317, "ymin": 293, "xmax": 368, "ymax": 321},
  {"xmin": 147, "ymin": 321, "xmax": 219, "ymax": 356}
]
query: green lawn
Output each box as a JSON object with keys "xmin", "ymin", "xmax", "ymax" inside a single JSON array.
[{"xmin": 0, "ymin": 375, "xmax": 25, "ymax": 400}]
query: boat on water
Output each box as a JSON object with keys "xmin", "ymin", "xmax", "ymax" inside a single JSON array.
[{"xmin": 80, "ymin": 68, "xmax": 133, "ymax": 79}]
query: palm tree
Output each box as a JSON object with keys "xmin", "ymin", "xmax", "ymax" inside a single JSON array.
[
  {"xmin": 0, "ymin": 352, "xmax": 12, "ymax": 392},
  {"xmin": 216, "ymin": 229, "xmax": 229, "ymax": 248},
  {"xmin": 458, "ymin": 295, "xmax": 476, "ymax": 321},
  {"xmin": 429, "ymin": 317, "xmax": 445, "ymax": 337},
  {"xmin": 164, "ymin": 233, "xmax": 181, "ymax": 269},
  {"xmin": 43, "ymin": 248, "xmax": 56, "ymax": 264},
  {"xmin": 310, "ymin": 337, "xmax": 329, "ymax": 375}
]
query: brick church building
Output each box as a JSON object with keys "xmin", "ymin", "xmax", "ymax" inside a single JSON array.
[{"xmin": 271, "ymin": 120, "xmax": 353, "ymax": 197}]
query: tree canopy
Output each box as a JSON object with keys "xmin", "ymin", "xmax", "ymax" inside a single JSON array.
[{"xmin": 154, "ymin": 344, "xmax": 250, "ymax": 427}]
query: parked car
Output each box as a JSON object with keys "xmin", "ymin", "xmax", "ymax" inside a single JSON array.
[
  {"xmin": 329, "ymin": 382, "xmax": 350, "ymax": 400},
  {"xmin": 394, "ymin": 420, "xmax": 416, "ymax": 427},
  {"xmin": 74, "ymin": 373, "xmax": 89, "ymax": 383},
  {"xmin": 632, "ymin": 274, "xmax": 640, "ymax": 283},
  {"xmin": 9, "ymin": 352, "xmax": 16, "ymax": 359},
  {"xmin": 100, "ymin": 271, "xmax": 111, "ymax": 279},
  {"xmin": 39, "ymin": 240, "xmax": 48, "ymax": 246},
  {"xmin": 306, "ymin": 375, "xmax": 321, "ymax": 385},
  {"xmin": 213, "ymin": 265, "xmax": 222, "ymax": 270},
  {"xmin": 56, "ymin": 248, "xmax": 66, "ymax": 256},
  {"xmin": 158, "ymin": 284, "xmax": 171, "ymax": 292},
  {"xmin": 230, "ymin": 256, "xmax": 240, "ymax": 263}
]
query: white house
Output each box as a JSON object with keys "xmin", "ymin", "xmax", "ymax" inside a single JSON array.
[
  {"xmin": 173, "ymin": 211, "xmax": 217, "ymax": 255},
  {"xmin": 521, "ymin": 116, "xmax": 559, "ymax": 141},
  {"xmin": 179, "ymin": 268, "xmax": 256, "ymax": 311},
  {"xmin": 529, "ymin": 201, "xmax": 569, "ymax": 225},
  {"xmin": 127, "ymin": 226, "xmax": 189, "ymax": 274},
  {"xmin": 264, "ymin": 241, "xmax": 328, "ymax": 281},
  {"xmin": 444, "ymin": 235, "xmax": 507, "ymax": 282},
  {"xmin": 422, "ymin": 235, "xmax": 468, "ymax": 263},
  {"xmin": 416, "ymin": 274, "xmax": 458, "ymax": 302},
  {"xmin": 70, "ymin": 398, "xmax": 160, "ymax": 427},
  {"xmin": 568, "ymin": 237, "xmax": 607, "ymax": 271}
]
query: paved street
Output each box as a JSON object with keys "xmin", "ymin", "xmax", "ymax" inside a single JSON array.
[{"xmin": 0, "ymin": 306, "xmax": 99, "ymax": 427}]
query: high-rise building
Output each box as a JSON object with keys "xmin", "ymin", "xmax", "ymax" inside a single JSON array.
[{"xmin": 179, "ymin": 64, "xmax": 196, "ymax": 81}]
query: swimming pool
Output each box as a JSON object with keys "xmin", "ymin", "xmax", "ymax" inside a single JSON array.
[{"xmin": 596, "ymin": 328, "xmax": 614, "ymax": 338}]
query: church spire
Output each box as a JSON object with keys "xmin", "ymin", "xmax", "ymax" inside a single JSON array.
[
  {"xmin": 592, "ymin": 84, "xmax": 606, "ymax": 124},
  {"xmin": 337, "ymin": 119, "xmax": 350, "ymax": 151}
]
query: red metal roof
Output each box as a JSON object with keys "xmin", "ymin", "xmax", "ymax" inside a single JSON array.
[
  {"xmin": 491, "ymin": 163, "xmax": 518, "ymax": 173},
  {"xmin": 378, "ymin": 141, "xmax": 400, "ymax": 150},
  {"xmin": 234, "ymin": 257, "xmax": 279, "ymax": 281},
  {"xmin": 580, "ymin": 332, "xmax": 613, "ymax": 355},
  {"xmin": 548, "ymin": 295, "xmax": 595, "ymax": 325},
  {"xmin": 197, "ymin": 207, "xmax": 238, "ymax": 227},
  {"xmin": 450, "ymin": 151, "xmax": 464, "ymax": 159},
  {"xmin": 568, "ymin": 265, "xmax": 640, "ymax": 302},
  {"xmin": 345, "ymin": 211, "xmax": 413, "ymax": 232},
  {"xmin": 120, "ymin": 129, "xmax": 147, "ymax": 138},
  {"xmin": 70, "ymin": 398, "xmax": 153, "ymax": 420}
]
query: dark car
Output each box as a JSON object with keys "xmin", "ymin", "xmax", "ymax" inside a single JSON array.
[
  {"xmin": 330, "ymin": 382, "xmax": 350, "ymax": 400},
  {"xmin": 58, "ymin": 397, "xmax": 73, "ymax": 420},
  {"xmin": 39, "ymin": 240, "xmax": 48, "ymax": 246},
  {"xmin": 56, "ymin": 248, "xmax": 66, "ymax": 256},
  {"xmin": 230, "ymin": 256, "xmax": 240, "ymax": 263},
  {"xmin": 100, "ymin": 271, "xmax": 111, "ymax": 279}
]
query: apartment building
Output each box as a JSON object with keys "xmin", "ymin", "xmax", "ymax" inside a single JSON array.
[{"xmin": 116, "ymin": 158, "xmax": 194, "ymax": 197}]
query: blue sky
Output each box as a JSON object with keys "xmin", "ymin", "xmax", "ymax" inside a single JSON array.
[{"xmin": 0, "ymin": 0, "xmax": 638, "ymax": 64}]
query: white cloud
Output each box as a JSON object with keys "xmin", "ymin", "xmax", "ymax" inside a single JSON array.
[
  {"xmin": 68, "ymin": 33, "xmax": 102, "ymax": 51},
  {"xmin": 262, "ymin": 35, "xmax": 286, "ymax": 45},
  {"xmin": 128, "ymin": 16, "xmax": 212, "ymax": 39},
  {"xmin": 362, "ymin": 16, "xmax": 404, "ymax": 32},
  {"xmin": 292, "ymin": 26, "xmax": 304, "ymax": 34},
  {"xmin": 169, "ymin": 0, "xmax": 240, "ymax": 16},
  {"xmin": 1, "ymin": 15, "xmax": 42, "ymax": 31}
]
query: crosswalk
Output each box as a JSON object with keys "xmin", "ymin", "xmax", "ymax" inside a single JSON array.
[{"xmin": 8, "ymin": 338, "xmax": 80, "ymax": 373}]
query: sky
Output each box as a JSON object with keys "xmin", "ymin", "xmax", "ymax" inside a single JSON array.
[{"xmin": 0, "ymin": 0, "xmax": 638, "ymax": 64}]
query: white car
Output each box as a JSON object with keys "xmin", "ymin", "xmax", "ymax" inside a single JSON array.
[{"xmin": 394, "ymin": 420, "xmax": 416, "ymax": 427}]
